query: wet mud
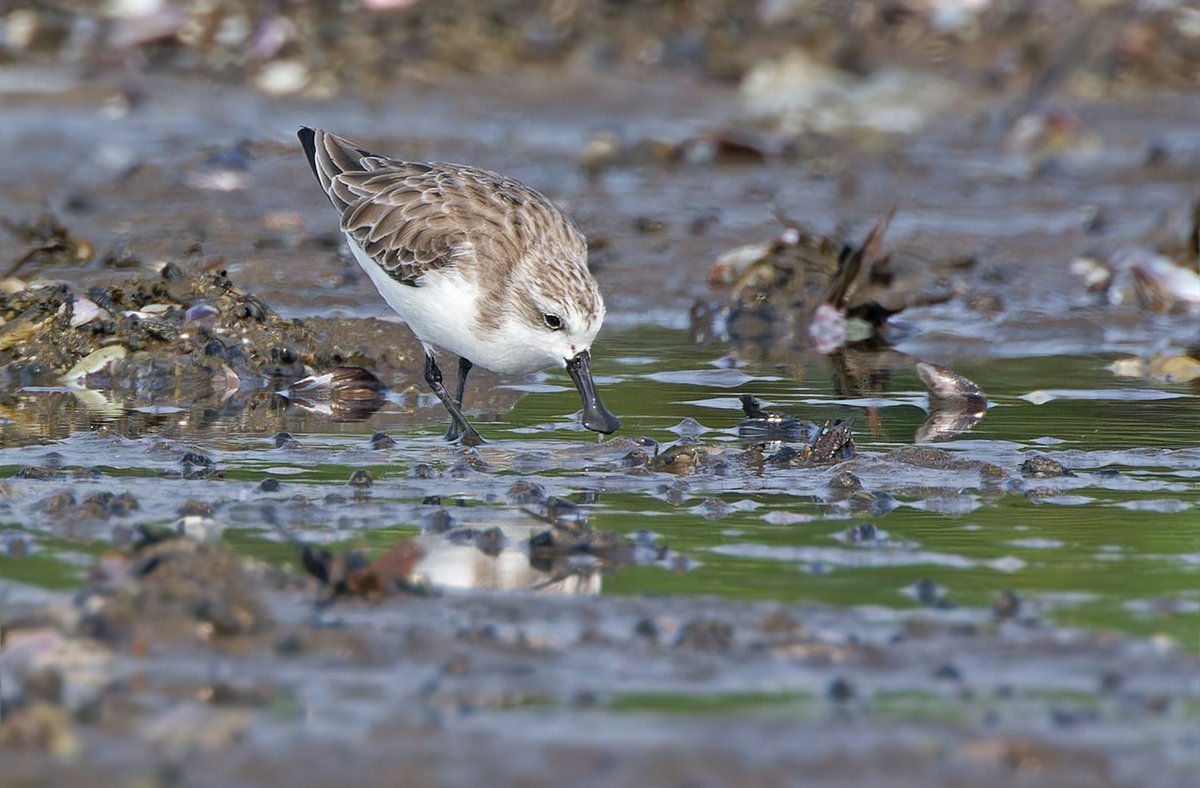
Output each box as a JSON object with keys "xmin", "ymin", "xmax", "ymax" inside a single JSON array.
[
  {"xmin": 4, "ymin": 531, "xmax": 1198, "ymax": 787},
  {"xmin": 3, "ymin": 1, "xmax": 1200, "ymax": 785}
]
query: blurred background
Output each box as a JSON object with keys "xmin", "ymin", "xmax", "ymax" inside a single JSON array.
[{"xmin": 3, "ymin": 0, "xmax": 1197, "ymax": 323}]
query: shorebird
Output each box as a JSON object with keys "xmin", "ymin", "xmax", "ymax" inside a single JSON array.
[{"xmin": 298, "ymin": 127, "xmax": 620, "ymax": 445}]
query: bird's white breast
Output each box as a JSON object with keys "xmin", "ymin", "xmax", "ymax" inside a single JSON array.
[{"xmin": 347, "ymin": 236, "xmax": 560, "ymax": 374}]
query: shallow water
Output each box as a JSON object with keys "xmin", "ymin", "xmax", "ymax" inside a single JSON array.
[{"xmin": 4, "ymin": 325, "xmax": 1197, "ymax": 644}]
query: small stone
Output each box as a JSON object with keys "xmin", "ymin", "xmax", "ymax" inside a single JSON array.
[
  {"xmin": 474, "ymin": 527, "xmax": 505, "ymax": 556},
  {"xmin": 574, "ymin": 490, "xmax": 601, "ymax": 505},
  {"xmin": 506, "ymin": 480, "xmax": 545, "ymax": 504},
  {"xmin": 82, "ymin": 491, "xmax": 138, "ymax": 518},
  {"xmin": 633, "ymin": 216, "xmax": 666, "ymax": 234},
  {"xmin": 258, "ymin": 478, "xmax": 281, "ymax": 492},
  {"xmin": 827, "ymin": 677, "xmax": 855, "ymax": 703},
  {"xmin": 443, "ymin": 655, "xmax": 469, "ymax": 675},
  {"xmin": 178, "ymin": 500, "xmax": 212, "ymax": 518},
  {"xmin": 620, "ymin": 449, "xmax": 650, "ymax": 467},
  {"xmin": 828, "ymin": 471, "xmax": 863, "ymax": 493},
  {"xmin": 697, "ymin": 498, "xmax": 730, "ymax": 520},
  {"xmin": 1021, "ymin": 455, "xmax": 1074, "ymax": 478},
  {"xmin": 274, "ymin": 633, "xmax": 304, "ymax": 656},
  {"xmin": 348, "ymin": 470, "xmax": 373, "ymax": 489},
  {"xmin": 992, "ymin": 590, "xmax": 1022, "ymax": 620},
  {"xmin": 273, "ymin": 432, "xmax": 300, "ymax": 449},
  {"xmin": 760, "ymin": 608, "xmax": 802, "ymax": 634},
  {"xmin": 674, "ymin": 619, "xmax": 733, "ymax": 652},
  {"xmin": 1145, "ymin": 694, "xmax": 1170, "ymax": 714},
  {"xmin": 914, "ymin": 578, "xmax": 952, "ymax": 608},
  {"xmin": 422, "ymin": 509, "xmax": 453, "ymax": 533},
  {"xmin": 410, "ymin": 464, "xmax": 438, "ymax": 479},
  {"xmin": 368, "ymin": 432, "xmax": 396, "ymax": 450},
  {"xmin": 577, "ymin": 628, "xmax": 607, "ymax": 645},
  {"xmin": 1050, "ymin": 705, "xmax": 1098, "ymax": 727},
  {"xmin": 37, "ymin": 492, "xmax": 76, "ymax": 515},
  {"xmin": 933, "ymin": 663, "xmax": 962, "ymax": 681},
  {"xmin": 1098, "ymin": 671, "xmax": 1124, "ymax": 695},
  {"xmin": 847, "ymin": 523, "xmax": 879, "ymax": 544},
  {"xmin": 633, "ymin": 618, "xmax": 658, "ymax": 641},
  {"xmin": 445, "ymin": 527, "xmax": 478, "ymax": 546}
]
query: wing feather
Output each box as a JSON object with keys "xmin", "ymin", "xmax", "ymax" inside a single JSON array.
[
  {"xmin": 298, "ymin": 127, "xmax": 587, "ymax": 292},
  {"xmin": 299, "ymin": 128, "xmax": 471, "ymax": 285}
]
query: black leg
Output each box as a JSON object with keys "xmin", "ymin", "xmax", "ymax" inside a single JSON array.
[
  {"xmin": 424, "ymin": 354, "xmax": 483, "ymax": 446},
  {"xmin": 444, "ymin": 357, "xmax": 474, "ymax": 442}
]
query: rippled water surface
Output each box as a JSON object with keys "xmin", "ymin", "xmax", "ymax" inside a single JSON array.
[{"xmin": 5, "ymin": 325, "xmax": 1197, "ymax": 643}]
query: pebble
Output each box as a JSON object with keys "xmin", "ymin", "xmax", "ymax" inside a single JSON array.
[
  {"xmin": 474, "ymin": 527, "xmax": 505, "ymax": 556},
  {"xmin": 369, "ymin": 432, "xmax": 397, "ymax": 450},
  {"xmin": 827, "ymin": 677, "xmax": 855, "ymax": 703},
  {"xmin": 673, "ymin": 619, "xmax": 733, "ymax": 652},
  {"xmin": 1021, "ymin": 455, "xmax": 1074, "ymax": 478},
  {"xmin": 180, "ymin": 452, "xmax": 213, "ymax": 468},
  {"xmin": 633, "ymin": 618, "xmax": 659, "ymax": 642},
  {"xmin": 846, "ymin": 523, "xmax": 879, "ymax": 544},
  {"xmin": 273, "ymin": 432, "xmax": 300, "ymax": 449},
  {"xmin": 178, "ymin": 500, "xmax": 213, "ymax": 518},
  {"xmin": 992, "ymin": 590, "xmax": 1022, "ymax": 620}
]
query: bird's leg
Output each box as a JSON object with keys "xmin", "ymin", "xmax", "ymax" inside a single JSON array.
[
  {"xmin": 444, "ymin": 357, "xmax": 474, "ymax": 442},
  {"xmin": 424, "ymin": 353, "xmax": 483, "ymax": 446}
]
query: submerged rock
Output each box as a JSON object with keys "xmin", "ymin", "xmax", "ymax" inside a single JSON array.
[
  {"xmin": 648, "ymin": 443, "xmax": 729, "ymax": 476},
  {"xmin": 1021, "ymin": 455, "xmax": 1075, "ymax": 479}
]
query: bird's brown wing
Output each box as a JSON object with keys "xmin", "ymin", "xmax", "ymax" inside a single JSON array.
[{"xmin": 299, "ymin": 127, "xmax": 475, "ymax": 286}]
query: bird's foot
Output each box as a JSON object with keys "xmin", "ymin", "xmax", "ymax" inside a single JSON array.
[
  {"xmin": 458, "ymin": 429, "xmax": 485, "ymax": 448},
  {"xmin": 445, "ymin": 423, "xmax": 485, "ymax": 447}
]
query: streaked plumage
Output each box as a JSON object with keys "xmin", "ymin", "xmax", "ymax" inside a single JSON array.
[{"xmin": 298, "ymin": 127, "xmax": 620, "ymax": 444}]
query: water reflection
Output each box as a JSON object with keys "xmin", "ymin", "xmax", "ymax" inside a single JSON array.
[
  {"xmin": 416, "ymin": 533, "xmax": 601, "ymax": 596},
  {"xmin": 2, "ymin": 329, "xmax": 1198, "ymax": 640}
]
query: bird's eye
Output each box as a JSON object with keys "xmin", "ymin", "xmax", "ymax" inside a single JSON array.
[{"xmin": 543, "ymin": 314, "xmax": 564, "ymax": 331}]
